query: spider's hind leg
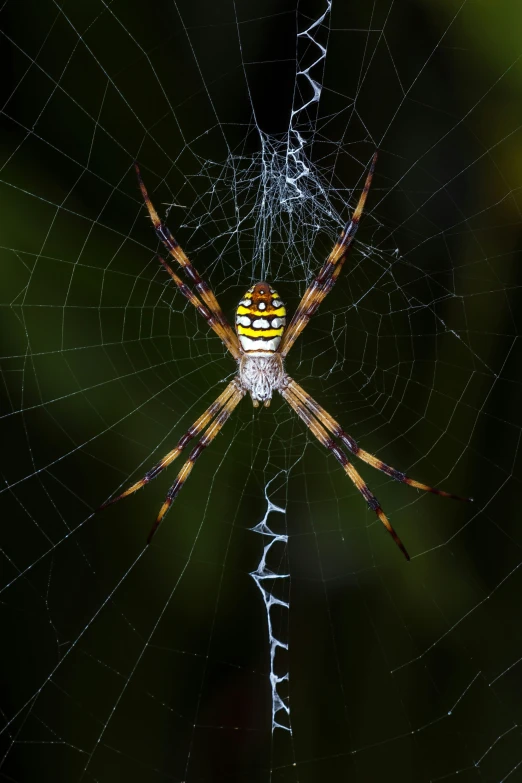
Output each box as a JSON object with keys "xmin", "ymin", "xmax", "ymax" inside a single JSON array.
[
  {"xmin": 147, "ymin": 383, "xmax": 245, "ymax": 543},
  {"xmin": 287, "ymin": 379, "xmax": 471, "ymax": 503},
  {"xmin": 280, "ymin": 382, "xmax": 410, "ymax": 559},
  {"xmin": 98, "ymin": 380, "xmax": 240, "ymax": 511}
]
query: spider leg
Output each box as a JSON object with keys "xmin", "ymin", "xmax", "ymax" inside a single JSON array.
[
  {"xmin": 98, "ymin": 380, "xmax": 239, "ymax": 510},
  {"xmin": 148, "ymin": 383, "xmax": 245, "ymax": 543},
  {"xmin": 279, "ymin": 152, "xmax": 377, "ymax": 359},
  {"xmin": 158, "ymin": 256, "xmax": 240, "ymax": 358},
  {"xmin": 287, "ymin": 379, "xmax": 472, "ymax": 502},
  {"xmin": 135, "ymin": 163, "xmax": 240, "ymax": 358},
  {"xmin": 280, "ymin": 381, "xmax": 410, "ymax": 560}
]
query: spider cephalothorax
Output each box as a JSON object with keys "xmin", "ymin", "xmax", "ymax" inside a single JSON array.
[
  {"xmin": 99, "ymin": 155, "xmax": 470, "ymax": 557},
  {"xmin": 238, "ymin": 353, "xmax": 286, "ymax": 407}
]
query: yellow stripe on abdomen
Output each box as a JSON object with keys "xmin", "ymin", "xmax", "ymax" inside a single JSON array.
[
  {"xmin": 235, "ymin": 282, "xmax": 286, "ymax": 354},
  {"xmin": 237, "ymin": 325, "xmax": 284, "ymax": 339},
  {"xmin": 236, "ymin": 306, "xmax": 286, "ymax": 318}
]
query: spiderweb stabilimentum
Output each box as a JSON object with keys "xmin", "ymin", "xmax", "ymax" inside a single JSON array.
[{"xmin": 1, "ymin": 1, "xmax": 522, "ymax": 781}]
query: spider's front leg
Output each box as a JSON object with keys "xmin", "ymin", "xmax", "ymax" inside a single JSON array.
[
  {"xmin": 279, "ymin": 152, "xmax": 378, "ymax": 358},
  {"xmin": 135, "ymin": 164, "xmax": 240, "ymax": 359}
]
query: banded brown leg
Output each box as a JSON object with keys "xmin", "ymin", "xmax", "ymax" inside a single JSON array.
[
  {"xmin": 287, "ymin": 379, "xmax": 471, "ymax": 502},
  {"xmin": 147, "ymin": 384, "xmax": 245, "ymax": 543},
  {"xmin": 158, "ymin": 256, "xmax": 240, "ymax": 358},
  {"xmin": 98, "ymin": 380, "xmax": 239, "ymax": 510},
  {"xmin": 135, "ymin": 164, "xmax": 240, "ymax": 359},
  {"xmin": 279, "ymin": 152, "xmax": 377, "ymax": 358},
  {"xmin": 280, "ymin": 382, "xmax": 410, "ymax": 559}
]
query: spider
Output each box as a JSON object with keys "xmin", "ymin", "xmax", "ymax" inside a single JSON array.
[{"xmin": 99, "ymin": 153, "xmax": 470, "ymax": 559}]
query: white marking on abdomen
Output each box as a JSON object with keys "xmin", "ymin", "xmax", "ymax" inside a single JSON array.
[
  {"xmin": 271, "ymin": 317, "xmax": 284, "ymax": 328},
  {"xmin": 239, "ymin": 334, "xmax": 281, "ymax": 353},
  {"xmin": 236, "ymin": 315, "xmax": 252, "ymax": 327},
  {"xmin": 252, "ymin": 318, "xmax": 270, "ymax": 329}
]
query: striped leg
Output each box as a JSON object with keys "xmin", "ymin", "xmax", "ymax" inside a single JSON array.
[
  {"xmin": 158, "ymin": 257, "xmax": 240, "ymax": 359},
  {"xmin": 280, "ymin": 382, "xmax": 410, "ymax": 559},
  {"xmin": 147, "ymin": 383, "xmax": 245, "ymax": 543},
  {"xmin": 287, "ymin": 379, "xmax": 472, "ymax": 502},
  {"xmin": 98, "ymin": 381, "xmax": 239, "ymax": 510},
  {"xmin": 279, "ymin": 152, "xmax": 377, "ymax": 359},
  {"xmin": 135, "ymin": 164, "xmax": 240, "ymax": 357}
]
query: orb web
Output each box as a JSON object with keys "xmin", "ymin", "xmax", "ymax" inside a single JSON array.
[{"xmin": 1, "ymin": 0, "xmax": 522, "ymax": 781}]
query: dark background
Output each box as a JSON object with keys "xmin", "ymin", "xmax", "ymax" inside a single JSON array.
[{"xmin": 1, "ymin": 1, "xmax": 522, "ymax": 781}]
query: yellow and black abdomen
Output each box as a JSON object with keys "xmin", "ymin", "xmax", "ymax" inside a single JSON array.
[{"xmin": 235, "ymin": 282, "xmax": 286, "ymax": 355}]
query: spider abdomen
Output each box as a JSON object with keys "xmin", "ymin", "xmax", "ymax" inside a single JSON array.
[
  {"xmin": 239, "ymin": 354, "xmax": 285, "ymax": 407},
  {"xmin": 235, "ymin": 281, "xmax": 286, "ymax": 355}
]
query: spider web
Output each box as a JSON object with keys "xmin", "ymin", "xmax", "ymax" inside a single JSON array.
[{"xmin": 1, "ymin": 0, "xmax": 522, "ymax": 780}]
